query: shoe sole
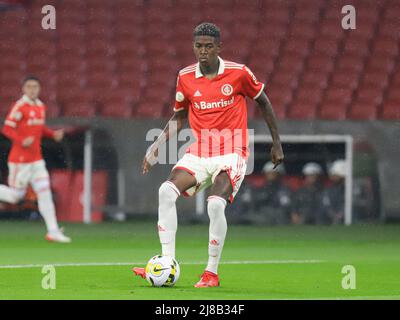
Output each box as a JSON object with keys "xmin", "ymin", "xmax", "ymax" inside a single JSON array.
[
  {"xmin": 45, "ymin": 236, "xmax": 71, "ymax": 243},
  {"xmin": 194, "ymin": 283, "xmax": 220, "ymax": 288}
]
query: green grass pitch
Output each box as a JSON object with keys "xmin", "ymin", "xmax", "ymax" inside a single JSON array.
[{"xmin": 0, "ymin": 220, "xmax": 399, "ymax": 300}]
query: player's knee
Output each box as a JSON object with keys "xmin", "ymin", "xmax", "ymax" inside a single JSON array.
[
  {"xmin": 11, "ymin": 189, "xmax": 25, "ymax": 204},
  {"xmin": 211, "ymin": 173, "xmax": 233, "ymax": 199},
  {"xmin": 159, "ymin": 181, "xmax": 180, "ymax": 205},
  {"xmin": 32, "ymin": 177, "xmax": 50, "ymax": 194},
  {"xmin": 207, "ymin": 196, "xmax": 227, "ymax": 218}
]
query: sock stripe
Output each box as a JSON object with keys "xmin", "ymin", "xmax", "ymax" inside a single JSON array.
[
  {"xmin": 36, "ymin": 187, "xmax": 50, "ymax": 193},
  {"xmin": 164, "ymin": 181, "xmax": 180, "ymax": 196},
  {"xmin": 207, "ymin": 195, "xmax": 227, "ymax": 207}
]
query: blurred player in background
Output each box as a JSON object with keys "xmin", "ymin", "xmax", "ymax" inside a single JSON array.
[
  {"xmin": 322, "ymin": 160, "xmax": 346, "ymax": 224},
  {"xmin": 0, "ymin": 76, "xmax": 71, "ymax": 243},
  {"xmin": 232, "ymin": 161, "xmax": 291, "ymax": 224},
  {"xmin": 291, "ymin": 162, "xmax": 326, "ymax": 225},
  {"xmin": 134, "ymin": 23, "xmax": 284, "ymax": 287},
  {"xmin": 254, "ymin": 161, "xmax": 292, "ymax": 224}
]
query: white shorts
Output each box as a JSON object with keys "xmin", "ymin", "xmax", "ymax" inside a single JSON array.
[
  {"xmin": 173, "ymin": 153, "xmax": 247, "ymax": 203},
  {"xmin": 8, "ymin": 160, "xmax": 50, "ymax": 194}
]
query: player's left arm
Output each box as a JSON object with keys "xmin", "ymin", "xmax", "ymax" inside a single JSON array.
[
  {"xmin": 255, "ymin": 91, "xmax": 284, "ymax": 168},
  {"xmin": 241, "ymin": 66, "xmax": 284, "ymax": 167},
  {"xmin": 42, "ymin": 106, "xmax": 64, "ymax": 142},
  {"xmin": 43, "ymin": 126, "xmax": 64, "ymax": 142}
]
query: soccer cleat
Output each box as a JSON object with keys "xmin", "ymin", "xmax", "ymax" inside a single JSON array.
[
  {"xmin": 45, "ymin": 228, "xmax": 71, "ymax": 243},
  {"xmin": 132, "ymin": 267, "xmax": 146, "ymax": 279},
  {"xmin": 194, "ymin": 270, "xmax": 220, "ymax": 288}
]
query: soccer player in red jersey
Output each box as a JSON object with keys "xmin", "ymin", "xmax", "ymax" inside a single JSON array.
[
  {"xmin": 133, "ymin": 23, "xmax": 283, "ymax": 287},
  {"xmin": 0, "ymin": 76, "xmax": 71, "ymax": 243}
]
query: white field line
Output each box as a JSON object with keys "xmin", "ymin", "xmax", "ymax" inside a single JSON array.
[{"xmin": 0, "ymin": 259, "xmax": 324, "ymax": 269}]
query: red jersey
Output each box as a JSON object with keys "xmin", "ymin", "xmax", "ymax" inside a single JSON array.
[
  {"xmin": 174, "ymin": 57, "xmax": 264, "ymax": 159},
  {"xmin": 2, "ymin": 95, "xmax": 55, "ymax": 163}
]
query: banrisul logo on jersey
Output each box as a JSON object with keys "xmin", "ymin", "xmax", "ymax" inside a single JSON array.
[{"xmin": 193, "ymin": 96, "xmax": 235, "ymax": 110}]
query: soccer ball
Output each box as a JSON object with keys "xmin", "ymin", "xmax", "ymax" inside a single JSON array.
[{"xmin": 145, "ymin": 255, "xmax": 180, "ymax": 287}]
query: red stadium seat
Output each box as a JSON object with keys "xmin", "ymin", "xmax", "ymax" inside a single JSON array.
[
  {"xmin": 342, "ymin": 39, "xmax": 370, "ymax": 57},
  {"xmin": 253, "ymin": 97, "xmax": 288, "ymax": 120},
  {"xmin": 372, "ymin": 38, "xmax": 399, "ymax": 57},
  {"xmin": 293, "ymin": 6, "xmax": 321, "ymax": 23},
  {"xmin": 1, "ymin": 0, "xmax": 398, "ymax": 121},
  {"xmin": 269, "ymin": 72, "xmax": 299, "ymax": 89},
  {"xmin": 265, "ymin": 84, "xmax": 293, "ymax": 109},
  {"xmin": 258, "ymin": 24, "xmax": 288, "ymax": 41},
  {"xmin": 301, "ymin": 72, "xmax": 329, "ymax": 89},
  {"xmin": 381, "ymin": 101, "xmax": 400, "ymax": 119},
  {"xmin": 294, "ymin": 86, "xmax": 323, "ymax": 105},
  {"xmin": 306, "ymin": 55, "xmax": 335, "ymax": 73},
  {"xmin": 324, "ymin": 88, "xmax": 354, "ymax": 105},
  {"xmin": 277, "ymin": 54, "xmax": 305, "ymax": 75},
  {"xmin": 355, "ymin": 85, "xmax": 384, "ymax": 107},
  {"xmin": 135, "ymin": 101, "xmax": 166, "ymax": 118},
  {"xmin": 283, "ymin": 39, "xmax": 311, "ymax": 57},
  {"xmin": 331, "ymin": 72, "xmax": 360, "ymax": 90},
  {"xmin": 360, "ymin": 72, "xmax": 390, "ymax": 89},
  {"xmin": 386, "ymin": 87, "xmax": 400, "ymax": 102},
  {"xmin": 247, "ymin": 60, "xmax": 274, "ymax": 83},
  {"xmin": 364, "ymin": 56, "xmax": 396, "ymax": 73},
  {"xmin": 287, "ymin": 101, "xmax": 318, "ymax": 120},
  {"xmin": 45, "ymin": 102, "xmax": 61, "ymax": 119},
  {"xmin": 336, "ymin": 56, "xmax": 365, "ymax": 73},
  {"xmin": 99, "ymin": 101, "xmax": 133, "ymax": 118},
  {"xmin": 262, "ymin": 7, "xmax": 289, "ymax": 23},
  {"xmin": 347, "ymin": 23, "xmax": 377, "ymax": 41},
  {"xmin": 319, "ymin": 19, "xmax": 345, "ymax": 40},
  {"xmin": 348, "ymin": 102, "xmax": 378, "ymax": 120},
  {"xmin": 63, "ymin": 102, "xmax": 97, "ymax": 118},
  {"xmin": 378, "ymin": 21, "xmax": 400, "ymax": 40},
  {"xmin": 319, "ymin": 102, "xmax": 348, "ymax": 120},
  {"xmin": 312, "ymin": 38, "xmax": 339, "ymax": 57},
  {"xmin": 0, "ymin": 95, "xmax": 18, "ymax": 117}
]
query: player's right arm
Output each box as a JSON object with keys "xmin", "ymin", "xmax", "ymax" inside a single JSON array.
[
  {"xmin": 2, "ymin": 103, "xmax": 34, "ymax": 148},
  {"xmin": 142, "ymin": 74, "xmax": 190, "ymax": 174},
  {"xmin": 142, "ymin": 110, "xmax": 188, "ymax": 174}
]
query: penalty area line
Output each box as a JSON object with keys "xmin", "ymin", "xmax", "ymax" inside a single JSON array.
[{"xmin": 0, "ymin": 259, "xmax": 325, "ymax": 269}]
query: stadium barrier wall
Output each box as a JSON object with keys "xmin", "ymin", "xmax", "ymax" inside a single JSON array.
[{"xmin": 46, "ymin": 118, "xmax": 400, "ymax": 220}]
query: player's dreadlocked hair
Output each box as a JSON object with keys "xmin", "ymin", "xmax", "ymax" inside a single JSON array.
[{"xmin": 193, "ymin": 22, "xmax": 221, "ymax": 42}]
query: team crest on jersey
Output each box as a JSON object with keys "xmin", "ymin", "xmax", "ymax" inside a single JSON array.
[
  {"xmin": 176, "ymin": 91, "xmax": 185, "ymax": 102},
  {"xmin": 221, "ymin": 84, "xmax": 233, "ymax": 96}
]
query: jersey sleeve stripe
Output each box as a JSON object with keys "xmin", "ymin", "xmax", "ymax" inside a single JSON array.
[
  {"xmin": 8, "ymin": 100, "xmax": 23, "ymax": 114},
  {"xmin": 179, "ymin": 70, "xmax": 196, "ymax": 76},
  {"xmin": 225, "ymin": 66, "xmax": 244, "ymax": 70},
  {"xmin": 225, "ymin": 62, "xmax": 244, "ymax": 67},
  {"xmin": 179, "ymin": 64, "xmax": 196, "ymax": 73},
  {"xmin": 253, "ymin": 83, "xmax": 265, "ymax": 100},
  {"xmin": 179, "ymin": 68, "xmax": 196, "ymax": 74},
  {"xmin": 173, "ymin": 107, "xmax": 185, "ymax": 112}
]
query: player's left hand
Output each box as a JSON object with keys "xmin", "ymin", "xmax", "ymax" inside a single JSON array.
[
  {"xmin": 270, "ymin": 142, "xmax": 284, "ymax": 169},
  {"xmin": 53, "ymin": 129, "xmax": 65, "ymax": 142},
  {"xmin": 142, "ymin": 147, "xmax": 159, "ymax": 174}
]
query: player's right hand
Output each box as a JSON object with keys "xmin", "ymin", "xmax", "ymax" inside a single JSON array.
[
  {"xmin": 22, "ymin": 136, "xmax": 34, "ymax": 147},
  {"xmin": 142, "ymin": 147, "xmax": 158, "ymax": 174}
]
